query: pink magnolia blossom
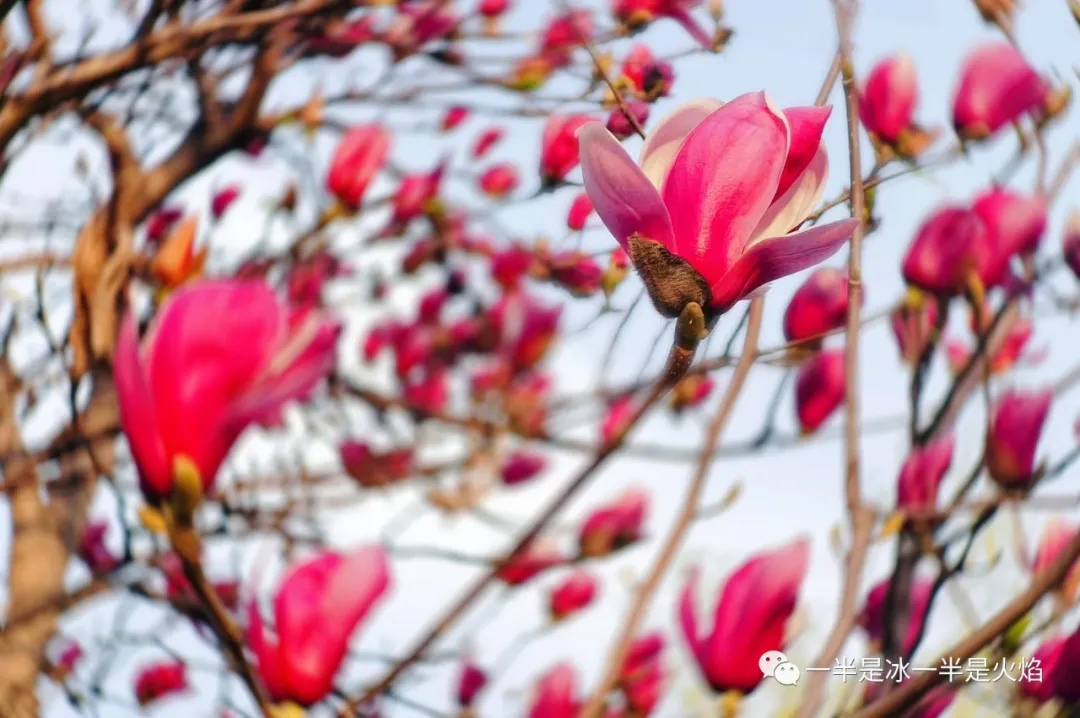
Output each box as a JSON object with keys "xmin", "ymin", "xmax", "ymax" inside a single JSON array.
[
  {"xmin": 1019, "ymin": 637, "xmax": 1067, "ymax": 703},
  {"xmin": 546, "ymin": 250, "xmax": 603, "ymax": 296},
  {"xmin": 115, "ymin": 280, "xmax": 340, "ymax": 501},
  {"xmin": 670, "ymin": 374, "xmax": 715, "ymax": 413},
  {"xmin": 612, "ymin": 0, "xmax": 712, "ymax": 50},
  {"xmin": 783, "ymin": 267, "xmax": 851, "ymax": 349},
  {"xmin": 327, "ymin": 124, "xmax": 391, "ymax": 210},
  {"xmin": 971, "ymin": 186, "xmax": 1048, "ymax": 259},
  {"xmin": 1065, "ymin": 211, "xmax": 1080, "ymax": 280},
  {"xmin": 549, "ymin": 569, "xmax": 599, "ymax": 621},
  {"xmin": 895, "ymin": 435, "xmax": 954, "ymax": 514},
  {"xmin": 858, "ymin": 576, "xmax": 933, "ymax": 656},
  {"xmin": 403, "ymin": 367, "xmax": 449, "ymax": 414},
  {"xmin": 579, "ymin": 92, "xmax": 857, "ymax": 321},
  {"xmin": 247, "ymin": 547, "xmax": 391, "ymax": 706},
  {"xmin": 578, "ymin": 488, "xmax": 649, "ymax": 558},
  {"xmin": 501, "ymin": 450, "xmax": 547, "ymax": 485},
  {"xmin": 901, "ymin": 205, "xmax": 1001, "ymax": 298},
  {"xmin": 601, "ymin": 394, "xmax": 635, "ymax": 444},
  {"xmin": 479, "ymin": 163, "xmax": 519, "ymax": 198},
  {"xmin": 679, "ymin": 536, "xmax": 809, "ymax": 694},
  {"xmin": 540, "ymin": 115, "xmax": 593, "ymax": 185},
  {"xmin": 1054, "ymin": 627, "xmax": 1080, "ymax": 703},
  {"xmin": 440, "ymin": 105, "xmax": 469, "ymax": 132},
  {"xmin": 145, "ymin": 205, "xmax": 183, "ymax": 244},
  {"xmin": 946, "ymin": 314, "xmax": 1039, "ymax": 376},
  {"xmin": 389, "ymin": 160, "xmax": 446, "ymax": 230},
  {"xmin": 605, "ymin": 101, "xmax": 650, "ymax": 141},
  {"xmin": 210, "ymin": 185, "xmax": 241, "ymax": 220},
  {"xmin": 479, "ymin": 0, "xmax": 510, "ymax": 18},
  {"xmin": 496, "ymin": 540, "xmax": 565, "ymax": 586},
  {"xmin": 952, "ymin": 42, "xmax": 1049, "ymax": 141},
  {"xmin": 986, "ymin": 388, "xmax": 1052, "ymax": 490},
  {"xmin": 1030, "ymin": 519, "xmax": 1080, "ymax": 602},
  {"xmin": 384, "ymin": 1, "xmax": 459, "ymax": 58},
  {"xmin": 54, "ymin": 639, "xmax": 84, "ymax": 675},
  {"xmin": 472, "ymin": 126, "xmax": 505, "ymax": 158},
  {"xmin": 455, "ymin": 658, "xmax": 488, "ymax": 707},
  {"xmin": 488, "ymin": 291, "xmax": 562, "ymax": 370},
  {"xmin": 619, "ymin": 43, "xmax": 674, "ymax": 100},
  {"xmin": 794, "ymin": 348, "xmax": 845, "ymax": 434},
  {"xmin": 490, "ymin": 245, "xmax": 535, "ymax": 289},
  {"xmin": 527, "ymin": 663, "xmax": 580, "ymax": 718},
  {"xmin": 619, "ymin": 632, "xmax": 666, "ymax": 716},
  {"xmin": 538, "ymin": 11, "xmax": 592, "ymax": 67},
  {"xmin": 859, "ymin": 52, "xmax": 919, "ymax": 145},
  {"xmin": 134, "ymin": 660, "xmax": 189, "ymax": 706},
  {"xmin": 79, "ymin": 520, "xmax": 118, "ymax": 574},
  {"xmin": 892, "ymin": 294, "xmax": 940, "ymax": 366},
  {"xmin": 567, "ymin": 192, "xmax": 594, "ymax": 231},
  {"xmin": 308, "ymin": 16, "xmax": 376, "ymax": 57}
]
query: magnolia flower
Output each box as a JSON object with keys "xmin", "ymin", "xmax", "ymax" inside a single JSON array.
[
  {"xmin": 579, "ymin": 92, "xmax": 857, "ymax": 322},
  {"xmin": 247, "ymin": 547, "xmax": 391, "ymax": 706},
  {"xmin": 115, "ymin": 280, "xmax": 340, "ymax": 502}
]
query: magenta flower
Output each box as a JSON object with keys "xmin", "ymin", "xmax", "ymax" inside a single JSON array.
[
  {"xmin": 455, "ymin": 657, "xmax": 488, "ymax": 708},
  {"xmin": 986, "ymin": 388, "xmax": 1052, "ymax": 490},
  {"xmin": 247, "ymin": 547, "xmax": 391, "ymax": 706},
  {"xmin": 858, "ymin": 576, "xmax": 933, "ymax": 656},
  {"xmin": 896, "ymin": 434, "xmax": 955, "ymax": 515},
  {"xmin": 679, "ymin": 536, "xmax": 809, "ymax": 694},
  {"xmin": 115, "ymin": 280, "xmax": 340, "ymax": 502},
  {"xmin": 527, "ymin": 663, "xmax": 580, "ymax": 718},
  {"xmin": 549, "ymin": 569, "xmax": 599, "ymax": 621},
  {"xmin": 859, "ymin": 52, "xmax": 919, "ymax": 145},
  {"xmin": 952, "ymin": 42, "xmax": 1048, "ymax": 141},
  {"xmin": 579, "ymin": 92, "xmax": 857, "ymax": 321}
]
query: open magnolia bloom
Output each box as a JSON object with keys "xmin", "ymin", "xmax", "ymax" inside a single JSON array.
[{"xmin": 578, "ymin": 91, "xmax": 858, "ymax": 322}]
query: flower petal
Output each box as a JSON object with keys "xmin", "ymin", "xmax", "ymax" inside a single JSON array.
[
  {"xmin": 639, "ymin": 99, "xmax": 724, "ymax": 189},
  {"xmin": 114, "ymin": 313, "xmax": 171, "ymax": 499},
  {"xmin": 709, "ymin": 218, "xmax": 857, "ymax": 312},
  {"xmin": 775, "ymin": 106, "xmax": 832, "ymax": 200},
  {"xmin": 661, "ymin": 91, "xmax": 789, "ymax": 285},
  {"xmin": 748, "ymin": 147, "xmax": 829, "ymax": 244},
  {"xmin": 677, "ymin": 566, "xmax": 705, "ymax": 665},
  {"xmin": 578, "ymin": 122, "xmax": 675, "ymax": 251}
]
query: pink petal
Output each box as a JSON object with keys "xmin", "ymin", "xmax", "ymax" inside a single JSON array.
[
  {"xmin": 677, "ymin": 566, "xmax": 704, "ymax": 664},
  {"xmin": 319, "ymin": 547, "xmax": 392, "ymax": 637},
  {"xmin": 661, "ymin": 91, "xmax": 789, "ymax": 285},
  {"xmin": 749, "ymin": 148, "xmax": 829, "ymax": 244},
  {"xmin": 668, "ymin": 6, "xmax": 713, "ymax": 50},
  {"xmin": 146, "ymin": 281, "xmax": 283, "ymax": 478},
  {"xmin": 639, "ymin": 99, "xmax": 723, "ymax": 188},
  {"xmin": 115, "ymin": 313, "xmax": 171, "ymax": 498},
  {"xmin": 246, "ymin": 600, "xmax": 285, "ymax": 700},
  {"xmin": 227, "ymin": 309, "xmax": 340, "ymax": 431},
  {"xmin": 709, "ymin": 219, "xmax": 858, "ymax": 312},
  {"xmin": 707, "ymin": 537, "xmax": 811, "ymax": 656},
  {"xmin": 775, "ymin": 106, "xmax": 832, "ymax": 201},
  {"xmin": 577, "ymin": 122, "xmax": 675, "ymax": 251},
  {"xmin": 274, "ymin": 552, "xmax": 344, "ymax": 649}
]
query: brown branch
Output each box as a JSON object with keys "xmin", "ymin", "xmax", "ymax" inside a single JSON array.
[
  {"xmin": 853, "ymin": 527, "xmax": 1080, "ymax": 716},
  {"xmin": 579, "ymin": 299, "xmax": 764, "ymax": 718},
  {"xmin": 0, "ymin": 0, "xmax": 337, "ymax": 152},
  {"xmin": 0, "ymin": 359, "xmax": 65, "ymax": 717},
  {"xmin": 347, "ymin": 341, "xmax": 699, "ymax": 711},
  {"xmin": 797, "ymin": 5, "xmax": 873, "ymax": 714}
]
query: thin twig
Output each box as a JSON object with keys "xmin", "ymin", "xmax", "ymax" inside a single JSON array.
[
  {"xmin": 347, "ymin": 341, "xmax": 697, "ymax": 710},
  {"xmin": 797, "ymin": 5, "xmax": 873, "ymax": 715},
  {"xmin": 578, "ymin": 299, "xmax": 764, "ymax": 718}
]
